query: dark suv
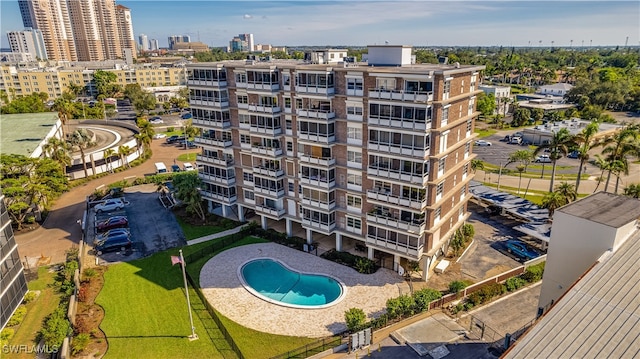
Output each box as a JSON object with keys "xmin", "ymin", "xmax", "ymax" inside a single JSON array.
[
  {"xmin": 166, "ymin": 135, "xmax": 186, "ymax": 144},
  {"xmin": 94, "ymin": 233, "xmax": 132, "ymax": 255}
]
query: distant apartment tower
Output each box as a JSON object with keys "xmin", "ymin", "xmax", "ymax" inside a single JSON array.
[
  {"xmin": 115, "ymin": 5, "xmax": 136, "ymax": 59},
  {"xmin": 229, "ymin": 33, "xmax": 254, "ymax": 52},
  {"xmin": 186, "ymin": 45, "xmax": 484, "ymax": 279},
  {"xmin": 18, "ymin": 0, "xmax": 77, "ymax": 61},
  {"xmin": 150, "ymin": 39, "xmax": 159, "ymax": 51},
  {"xmin": 0, "ymin": 190, "xmax": 28, "ymax": 330},
  {"xmin": 18, "ymin": 0, "xmax": 135, "ymax": 61},
  {"xmin": 168, "ymin": 35, "xmax": 191, "ymax": 50},
  {"xmin": 139, "ymin": 33, "xmax": 149, "ymax": 51},
  {"xmin": 7, "ymin": 28, "xmax": 48, "ymax": 60}
]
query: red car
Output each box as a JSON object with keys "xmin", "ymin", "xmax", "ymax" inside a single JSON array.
[{"xmin": 96, "ymin": 216, "xmax": 128, "ymax": 233}]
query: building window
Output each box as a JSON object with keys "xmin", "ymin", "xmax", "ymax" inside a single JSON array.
[
  {"xmin": 346, "ymin": 195, "xmax": 362, "ymax": 208},
  {"xmin": 434, "ymin": 207, "xmax": 441, "ymax": 223},
  {"xmin": 244, "ymin": 190, "xmax": 254, "ymax": 200},
  {"xmin": 346, "ymin": 78, "xmax": 363, "ymax": 91},
  {"xmin": 438, "ymin": 157, "xmax": 446, "ymax": 175},
  {"xmin": 285, "ymin": 119, "xmax": 292, "ymax": 130},
  {"xmin": 288, "ymin": 182, "xmax": 294, "ymax": 192},
  {"xmin": 295, "ymin": 98, "xmax": 303, "ymax": 109},
  {"xmin": 243, "ymin": 172, "xmax": 253, "ymax": 182},
  {"xmin": 240, "ymin": 134, "xmax": 251, "ymax": 144},
  {"xmin": 442, "ymin": 107, "xmax": 449, "ymax": 126},
  {"xmin": 436, "ymin": 181, "xmax": 444, "ymax": 199},
  {"xmin": 347, "ymin": 127, "xmax": 362, "ymax": 140},
  {"xmin": 237, "ymin": 94, "xmax": 248, "ymax": 104},
  {"xmin": 347, "ymin": 173, "xmax": 362, "ymax": 186},
  {"xmin": 286, "ymin": 141, "xmax": 293, "ymax": 151},
  {"xmin": 284, "ymin": 98, "xmax": 291, "ymax": 108},
  {"xmin": 347, "ymin": 150, "xmax": 362, "ymax": 164},
  {"xmin": 444, "ymin": 81, "xmax": 451, "ymax": 94},
  {"xmin": 466, "ymin": 119, "xmax": 472, "ymax": 133},
  {"xmin": 347, "ymin": 106, "xmax": 363, "ymax": 115},
  {"xmin": 346, "ymin": 216, "xmax": 362, "ymax": 231}
]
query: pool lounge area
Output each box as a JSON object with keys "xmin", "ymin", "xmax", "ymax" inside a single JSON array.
[{"xmin": 200, "ymin": 243, "xmax": 404, "ymax": 337}]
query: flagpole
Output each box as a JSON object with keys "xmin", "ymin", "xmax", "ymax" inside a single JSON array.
[{"xmin": 179, "ymin": 249, "xmax": 198, "ymax": 341}]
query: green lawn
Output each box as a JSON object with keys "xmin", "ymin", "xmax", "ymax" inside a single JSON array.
[
  {"xmin": 474, "ymin": 128, "xmax": 497, "ymax": 138},
  {"xmin": 175, "ymin": 217, "xmax": 227, "ymax": 241},
  {"xmin": 7, "ymin": 267, "xmax": 60, "ymax": 359},
  {"xmin": 177, "ymin": 153, "xmax": 197, "ymax": 162}
]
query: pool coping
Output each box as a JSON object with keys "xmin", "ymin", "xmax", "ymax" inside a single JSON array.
[{"xmin": 237, "ymin": 257, "xmax": 348, "ymax": 309}]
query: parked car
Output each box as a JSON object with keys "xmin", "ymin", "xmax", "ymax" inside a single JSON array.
[
  {"xmin": 510, "ymin": 136, "xmax": 523, "ymax": 145},
  {"xmin": 535, "ymin": 155, "xmax": 552, "ymax": 163},
  {"xmin": 181, "ymin": 113, "xmax": 192, "ymax": 119},
  {"xmin": 166, "ymin": 135, "xmax": 185, "ymax": 144},
  {"xmin": 171, "ymin": 164, "xmax": 181, "ymax": 172},
  {"xmin": 94, "ymin": 198, "xmax": 126, "ymax": 213},
  {"xmin": 153, "ymin": 133, "xmax": 167, "ymax": 139},
  {"xmin": 505, "ymin": 240, "xmax": 540, "ymax": 261},
  {"xmin": 186, "ymin": 141, "xmax": 198, "ymax": 149},
  {"xmin": 94, "ymin": 233, "xmax": 132, "ymax": 255},
  {"xmin": 567, "ymin": 151, "xmax": 579, "ymax": 159},
  {"xmin": 149, "ymin": 116, "xmax": 163, "ymax": 124},
  {"xmin": 96, "ymin": 215, "xmax": 128, "ymax": 232},
  {"xmin": 183, "ymin": 162, "xmax": 195, "ymax": 171},
  {"xmin": 95, "ymin": 228, "xmax": 130, "ymax": 243},
  {"xmin": 474, "ymin": 140, "xmax": 492, "ymax": 147}
]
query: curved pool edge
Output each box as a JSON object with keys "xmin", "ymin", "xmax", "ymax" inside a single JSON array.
[{"xmin": 237, "ymin": 257, "xmax": 348, "ymax": 310}]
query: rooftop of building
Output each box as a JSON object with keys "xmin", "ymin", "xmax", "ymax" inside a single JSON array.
[
  {"xmin": 556, "ymin": 192, "xmax": 640, "ymax": 228},
  {"xmin": 478, "ymin": 84, "xmax": 510, "ymax": 90},
  {"xmin": 524, "ymin": 118, "xmax": 621, "ymax": 135},
  {"xmin": 538, "ymin": 82, "xmax": 574, "ymax": 91},
  {"xmin": 503, "ymin": 227, "xmax": 640, "ymax": 358},
  {"xmin": 0, "ymin": 112, "xmax": 59, "ymax": 157}
]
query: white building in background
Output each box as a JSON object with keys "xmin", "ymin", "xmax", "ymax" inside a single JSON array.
[
  {"xmin": 537, "ymin": 83, "xmax": 573, "ymax": 97},
  {"xmin": 138, "ymin": 33, "xmax": 148, "ymax": 51},
  {"xmin": 304, "ymin": 48, "xmax": 348, "ymax": 64},
  {"xmin": 150, "ymin": 39, "xmax": 159, "ymax": 51},
  {"xmin": 479, "ymin": 84, "xmax": 511, "ymax": 115},
  {"xmin": 7, "ymin": 28, "xmax": 48, "ymax": 60}
]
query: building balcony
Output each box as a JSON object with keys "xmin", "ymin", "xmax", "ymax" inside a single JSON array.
[
  {"xmin": 238, "ymin": 103, "xmax": 249, "ymax": 110},
  {"xmin": 200, "ymin": 190, "xmax": 237, "ymax": 205},
  {"xmin": 368, "ymin": 118, "xmax": 429, "ymax": 131},
  {"xmin": 301, "ymin": 218, "xmax": 336, "ymax": 233},
  {"xmin": 295, "ymin": 86, "xmax": 335, "ymax": 96},
  {"xmin": 253, "ymin": 166, "xmax": 284, "ymax": 177},
  {"xmin": 246, "ymin": 83, "xmax": 280, "ymax": 92},
  {"xmin": 299, "ymin": 176, "xmax": 335, "ymax": 189},
  {"xmin": 187, "ymin": 79, "xmax": 227, "ymax": 87},
  {"xmin": 196, "ymin": 154, "xmax": 234, "ymax": 167},
  {"xmin": 365, "ymin": 236, "xmax": 422, "ymax": 259},
  {"xmin": 192, "ymin": 118, "xmax": 231, "ymax": 129},
  {"xmin": 346, "ymin": 88, "xmax": 364, "ymax": 97},
  {"xmin": 194, "ymin": 137, "xmax": 233, "ymax": 148},
  {"xmin": 367, "ymin": 190, "xmax": 425, "ymax": 210},
  {"xmin": 253, "ymin": 186, "xmax": 286, "ymax": 198},
  {"xmin": 199, "ymin": 173, "xmax": 236, "ymax": 186},
  {"xmin": 251, "ymin": 146, "xmax": 283, "ymax": 157},
  {"xmin": 347, "ymin": 114, "xmax": 363, "ymax": 122},
  {"xmin": 367, "ymin": 167, "xmax": 424, "ymax": 185},
  {"xmin": 301, "ymin": 198, "xmax": 336, "ymax": 211},
  {"xmin": 248, "ymin": 104, "xmax": 281, "ymax": 114},
  {"xmin": 367, "ymin": 143, "xmax": 427, "ymax": 158},
  {"xmin": 255, "ymin": 205, "xmax": 286, "ymax": 218},
  {"xmin": 366, "ymin": 213, "xmax": 424, "ymax": 234},
  {"xmin": 296, "ymin": 109, "xmax": 336, "ymax": 120},
  {"xmin": 299, "ymin": 154, "xmax": 336, "ymax": 167},
  {"xmin": 189, "ymin": 98, "xmax": 229, "ymax": 108},
  {"xmin": 297, "ymin": 132, "xmax": 336, "ymax": 144},
  {"xmin": 249, "ymin": 126, "xmax": 283, "ymax": 136},
  {"xmin": 368, "ymin": 88, "xmax": 433, "ymax": 102}
]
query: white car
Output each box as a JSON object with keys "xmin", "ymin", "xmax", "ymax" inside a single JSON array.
[
  {"xmin": 535, "ymin": 155, "xmax": 552, "ymax": 163},
  {"xmin": 474, "ymin": 140, "xmax": 492, "ymax": 146},
  {"xmin": 149, "ymin": 116, "xmax": 163, "ymax": 124},
  {"xmin": 94, "ymin": 198, "xmax": 126, "ymax": 213},
  {"xmin": 152, "ymin": 133, "xmax": 167, "ymax": 139},
  {"xmin": 183, "ymin": 162, "xmax": 195, "ymax": 171}
]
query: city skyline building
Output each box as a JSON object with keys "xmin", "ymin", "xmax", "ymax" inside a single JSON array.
[
  {"xmin": 18, "ymin": 0, "xmax": 77, "ymax": 61},
  {"xmin": 115, "ymin": 5, "xmax": 136, "ymax": 59},
  {"xmin": 187, "ymin": 45, "xmax": 484, "ymax": 279},
  {"xmin": 7, "ymin": 28, "xmax": 47, "ymax": 60},
  {"xmin": 150, "ymin": 38, "xmax": 159, "ymax": 51},
  {"xmin": 139, "ymin": 33, "xmax": 149, "ymax": 51},
  {"xmin": 168, "ymin": 35, "xmax": 190, "ymax": 50}
]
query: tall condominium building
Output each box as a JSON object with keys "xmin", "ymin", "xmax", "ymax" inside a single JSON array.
[
  {"xmin": 229, "ymin": 33, "xmax": 254, "ymax": 52},
  {"xmin": 18, "ymin": 0, "xmax": 135, "ymax": 61},
  {"xmin": 18, "ymin": 0, "xmax": 77, "ymax": 61},
  {"xmin": 7, "ymin": 28, "xmax": 48, "ymax": 60},
  {"xmin": 150, "ymin": 39, "xmax": 159, "ymax": 51},
  {"xmin": 168, "ymin": 35, "xmax": 191, "ymax": 50},
  {"xmin": 139, "ymin": 33, "xmax": 149, "ymax": 51},
  {"xmin": 115, "ymin": 5, "xmax": 136, "ymax": 58},
  {"xmin": 0, "ymin": 190, "xmax": 28, "ymax": 330},
  {"xmin": 187, "ymin": 45, "xmax": 484, "ymax": 279}
]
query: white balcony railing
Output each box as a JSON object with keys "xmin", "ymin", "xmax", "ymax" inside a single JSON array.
[
  {"xmin": 367, "ymin": 118, "xmax": 429, "ymax": 131},
  {"xmin": 299, "ymin": 154, "xmax": 336, "ymax": 167},
  {"xmin": 367, "ymin": 143, "xmax": 427, "ymax": 158},
  {"xmin": 366, "ymin": 213, "xmax": 424, "ymax": 233},
  {"xmin": 246, "ymin": 83, "xmax": 280, "ymax": 91},
  {"xmin": 249, "ymin": 126, "xmax": 283, "ymax": 136},
  {"xmin": 368, "ymin": 88, "xmax": 433, "ymax": 102},
  {"xmin": 189, "ymin": 99, "xmax": 229, "ymax": 108},
  {"xmin": 367, "ymin": 168, "xmax": 423, "ymax": 185},
  {"xmin": 200, "ymin": 190, "xmax": 237, "ymax": 204},
  {"xmin": 198, "ymin": 173, "xmax": 236, "ymax": 186},
  {"xmin": 297, "ymin": 132, "xmax": 336, "ymax": 144},
  {"xmin": 253, "ymin": 186, "xmax": 286, "ymax": 198},
  {"xmin": 365, "ymin": 236, "xmax": 422, "ymax": 259},
  {"xmin": 196, "ymin": 154, "xmax": 234, "ymax": 167},
  {"xmin": 253, "ymin": 166, "xmax": 284, "ymax": 177},
  {"xmin": 194, "ymin": 137, "xmax": 233, "ymax": 148},
  {"xmin": 255, "ymin": 205, "xmax": 286, "ymax": 217},
  {"xmin": 301, "ymin": 198, "xmax": 336, "ymax": 211},
  {"xmin": 296, "ymin": 109, "xmax": 336, "ymax": 120},
  {"xmin": 248, "ymin": 104, "xmax": 281, "ymax": 114},
  {"xmin": 187, "ymin": 79, "xmax": 227, "ymax": 87},
  {"xmin": 299, "ymin": 176, "xmax": 335, "ymax": 189},
  {"xmin": 192, "ymin": 118, "xmax": 231, "ymax": 129},
  {"xmin": 295, "ymin": 86, "xmax": 335, "ymax": 95},
  {"xmin": 251, "ymin": 146, "xmax": 283, "ymax": 157},
  {"xmin": 301, "ymin": 218, "xmax": 336, "ymax": 233},
  {"xmin": 366, "ymin": 190, "xmax": 424, "ymax": 210}
]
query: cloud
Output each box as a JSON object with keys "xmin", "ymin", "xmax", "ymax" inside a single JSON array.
[{"xmin": 243, "ymin": 14, "xmax": 253, "ymax": 19}]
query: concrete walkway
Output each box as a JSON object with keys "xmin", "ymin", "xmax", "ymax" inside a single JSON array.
[{"xmin": 186, "ymin": 224, "xmax": 248, "ymax": 245}]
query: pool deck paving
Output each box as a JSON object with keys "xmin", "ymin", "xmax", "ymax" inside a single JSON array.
[{"xmin": 200, "ymin": 242, "xmax": 404, "ymax": 337}]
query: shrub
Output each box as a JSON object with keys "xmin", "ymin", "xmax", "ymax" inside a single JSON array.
[
  {"xmin": 83, "ymin": 268, "xmax": 97, "ymax": 280},
  {"xmin": 167, "ymin": 126, "xmax": 175, "ymax": 132},
  {"xmin": 386, "ymin": 297, "xmax": 403, "ymax": 319},
  {"xmin": 398, "ymin": 295, "xmax": 416, "ymax": 317},
  {"xmin": 23, "ymin": 291, "xmax": 38, "ymax": 304},
  {"xmin": 1, "ymin": 328, "xmax": 15, "ymax": 347},
  {"xmin": 413, "ymin": 288, "xmax": 442, "ymax": 312},
  {"xmin": 448, "ymin": 280, "xmax": 469, "ymax": 294},
  {"xmin": 77, "ymin": 285, "xmax": 89, "ymax": 302},
  {"xmin": 505, "ymin": 277, "xmax": 527, "ymax": 292},
  {"xmin": 522, "ymin": 262, "xmax": 545, "ymax": 283},
  {"xmin": 354, "ymin": 257, "xmax": 375, "ymax": 274},
  {"xmin": 71, "ymin": 333, "xmax": 91, "ymax": 355},
  {"xmin": 344, "ymin": 308, "xmax": 366, "ymax": 332},
  {"xmin": 7, "ymin": 305, "xmax": 27, "ymax": 327},
  {"xmin": 40, "ymin": 307, "xmax": 70, "ymax": 348},
  {"xmin": 462, "ymin": 223, "xmax": 475, "ymax": 239},
  {"xmin": 467, "ymin": 292, "xmax": 483, "ymax": 306}
]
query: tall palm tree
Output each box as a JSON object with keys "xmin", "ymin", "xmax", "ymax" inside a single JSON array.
[
  {"xmin": 623, "ymin": 184, "xmax": 640, "ymax": 199},
  {"xmin": 554, "ymin": 182, "xmax": 578, "ymax": 204},
  {"xmin": 103, "ymin": 148, "xmax": 116, "ymax": 173},
  {"xmin": 118, "ymin": 145, "xmax": 132, "ymax": 169},
  {"xmin": 470, "ymin": 159, "xmax": 484, "ymax": 174},
  {"xmin": 573, "ymin": 122, "xmax": 600, "ymax": 192},
  {"xmin": 592, "ymin": 154, "xmax": 610, "ymax": 193},
  {"xmin": 534, "ymin": 128, "xmax": 575, "ymax": 192},
  {"xmin": 136, "ymin": 119, "xmax": 155, "ymax": 148},
  {"xmin": 69, "ymin": 129, "xmax": 95, "ymax": 178},
  {"xmin": 600, "ymin": 125, "xmax": 640, "ymax": 193},
  {"xmin": 507, "ymin": 149, "xmax": 533, "ymax": 195},
  {"xmin": 540, "ymin": 191, "xmax": 566, "ymax": 220},
  {"xmin": 43, "ymin": 137, "xmax": 72, "ymax": 174},
  {"xmin": 52, "ymin": 98, "xmax": 75, "ymax": 136}
]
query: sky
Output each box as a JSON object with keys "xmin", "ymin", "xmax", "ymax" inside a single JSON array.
[{"xmin": 0, "ymin": 1, "xmax": 638, "ymax": 49}]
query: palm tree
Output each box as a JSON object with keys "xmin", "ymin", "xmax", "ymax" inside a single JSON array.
[
  {"xmin": 43, "ymin": 137, "xmax": 72, "ymax": 174},
  {"xmin": 540, "ymin": 191, "xmax": 566, "ymax": 220},
  {"xmin": 118, "ymin": 145, "xmax": 132, "ymax": 169},
  {"xmin": 52, "ymin": 98, "xmax": 75, "ymax": 136},
  {"xmin": 610, "ymin": 159, "xmax": 629, "ymax": 194},
  {"xmin": 600, "ymin": 125, "xmax": 640, "ymax": 193},
  {"xmin": 173, "ymin": 173, "xmax": 206, "ymax": 222},
  {"xmin": 623, "ymin": 183, "xmax": 640, "ymax": 198},
  {"xmin": 592, "ymin": 154, "xmax": 610, "ymax": 193},
  {"xmin": 103, "ymin": 148, "xmax": 116, "ymax": 172},
  {"xmin": 136, "ymin": 119, "xmax": 155, "ymax": 148},
  {"xmin": 533, "ymin": 128, "xmax": 576, "ymax": 192},
  {"xmin": 470, "ymin": 159, "xmax": 484, "ymax": 174},
  {"xmin": 554, "ymin": 182, "xmax": 578, "ymax": 204},
  {"xmin": 69, "ymin": 129, "xmax": 95, "ymax": 178},
  {"xmin": 573, "ymin": 122, "xmax": 599, "ymax": 192},
  {"xmin": 507, "ymin": 149, "xmax": 533, "ymax": 194}
]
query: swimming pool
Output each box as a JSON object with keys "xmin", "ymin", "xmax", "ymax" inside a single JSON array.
[{"xmin": 239, "ymin": 258, "xmax": 345, "ymax": 309}]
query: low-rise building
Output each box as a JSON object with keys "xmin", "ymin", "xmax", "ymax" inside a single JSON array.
[
  {"xmin": 521, "ymin": 118, "xmax": 620, "ymax": 145},
  {"xmin": 479, "ymin": 84, "xmax": 511, "ymax": 114}
]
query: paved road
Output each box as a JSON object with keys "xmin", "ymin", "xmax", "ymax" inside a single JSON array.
[{"xmin": 16, "ymin": 137, "xmax": 198, "ymax": 265}]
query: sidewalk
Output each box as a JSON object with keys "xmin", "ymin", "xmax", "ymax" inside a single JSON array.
[{"xmin": 186, "ymin": 224, "xmax": 248, "ymax": 245}]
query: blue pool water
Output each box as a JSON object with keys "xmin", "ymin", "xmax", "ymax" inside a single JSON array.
[{"xmin": 241, "ymin": 259, "xmax": 343, "ymax": 307}]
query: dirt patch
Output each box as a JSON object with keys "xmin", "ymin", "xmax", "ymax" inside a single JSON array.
[
  {"xmin": 484, "ymin": 264, "xmax": 515, "ymax": 279},
  {"xmin": 74, "ymin": 266, "xmax": 108, "ymax": 358}
]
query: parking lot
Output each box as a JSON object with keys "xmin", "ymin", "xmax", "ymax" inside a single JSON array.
[{"xmin": 86, "ymin": 184, "xmax": 186, "ymax": 263}]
